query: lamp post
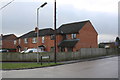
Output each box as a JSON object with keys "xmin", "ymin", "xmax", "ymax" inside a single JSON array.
[{"xmin": 36, "ymin": 2, "xmax": 47, "ymax": 64}]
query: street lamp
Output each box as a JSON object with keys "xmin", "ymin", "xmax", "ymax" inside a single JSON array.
[{"xmin": 36, "ymin": 2, "xmax": 47, "ymax": 64}]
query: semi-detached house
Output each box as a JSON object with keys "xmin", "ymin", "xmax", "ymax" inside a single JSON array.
[
  {"xmin": 0, "ymin": 34, "xmax": 17, "ymax": 52},
  {"xmin": 14, "ymin": 20, "xmax": 98, "ymax": 52}
]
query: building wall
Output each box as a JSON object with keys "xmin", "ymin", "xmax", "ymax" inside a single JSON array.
[
  {"xmin": 2, "ymin": 35, "xmax": 16, "ymax": 50},
  {"xmin": 56, "ymin": 35, "xmax": 63, "ymax": 52},
  {"xmin": 15, "ymin": 35, "xmax": 54, "ymax": 52},
  {"xmin": 74, "ymin": 22, "xmax": 98, "ymax": 51}
]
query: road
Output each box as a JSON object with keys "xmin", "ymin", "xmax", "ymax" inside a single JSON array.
[{"xmin": 2, "ymin": 56, "xmax": 118, "ymax": 78}]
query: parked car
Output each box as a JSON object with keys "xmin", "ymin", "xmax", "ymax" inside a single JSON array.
[
  {"xmin": 0, "ymin": 49, "xmax": 9, "ymax": 53},
  {"xmin": 20, "ymin": 50, "xmax": 26, "ymax": 53},
  {"xmin": 21, "ymin": 48, "xmax": 44, "ymax": 53}
]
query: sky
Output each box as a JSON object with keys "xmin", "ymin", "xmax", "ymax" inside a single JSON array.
[{"xmin": 0, "ymin": 0, "xmax": 119, "ymax": 43}]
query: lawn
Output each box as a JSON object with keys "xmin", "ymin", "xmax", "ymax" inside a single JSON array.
[{"xmin": 1, "ymin": 62, "xmax": 62, "ymax": 70}]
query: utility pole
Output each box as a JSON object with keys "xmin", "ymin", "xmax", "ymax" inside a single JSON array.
[
  {"xmin": 54, "ymin": 0, "xmax": 57, "ymax": 63},
  {"xmin": 0, "ymin": 0, "xmax": 14, "ymax": 10}
]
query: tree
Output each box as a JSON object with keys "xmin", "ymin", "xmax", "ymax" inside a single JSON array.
[{"xmin": 115, "ymin": 37, "xmax": 120, "ymax": 48}]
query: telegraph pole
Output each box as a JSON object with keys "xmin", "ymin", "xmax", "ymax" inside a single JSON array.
[{"xmin": 54, "ymin": 0, "xmax": 57, "ymax": 63}]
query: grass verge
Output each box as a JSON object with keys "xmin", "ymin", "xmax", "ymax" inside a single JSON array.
[{"xmin": 1, "ymin": 62, "xmax": 62, "ymax": 70}]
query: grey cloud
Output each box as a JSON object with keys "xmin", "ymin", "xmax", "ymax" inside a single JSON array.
[
  {"xmin": 1, "ymin": 2, "xmax": 118, "ymax": 41},
  {"xmin": 57, "ymin": 4, "xmax": 118, "ymax": 36}
]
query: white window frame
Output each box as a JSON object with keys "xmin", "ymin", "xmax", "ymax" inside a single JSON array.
[
  {"xmin": 42, "ymin": 36, "xmax": 45, "ymax": 43},
  {"xmin": 18, "ymin": 39, "xmax": 21, "ymax": 44},
  {"xmin": 71, "ymin": 34, "xmax": 76, "ymax": 39},
  {"xmin": 24, "ymin": 38, "xmax": 28, "ymax": 44},
  {"xmin": 14, "ymin": 40, "xmax": 17, "ymax": 45},
  {"xmin": 50, "ymin": 35, "xmax": 54, "ymax": 40},
  {"xmin": 32, "ymin": 38, "xmax": 37, "ymax": 43},
  {"xmin": 0, "ymin": 40, "xmax": 2, "ymax": 46}
]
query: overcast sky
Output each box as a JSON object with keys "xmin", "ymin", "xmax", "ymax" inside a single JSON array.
[{"xmin": 0, "ymin": 0, "xmax": 119, "ymax": 43}]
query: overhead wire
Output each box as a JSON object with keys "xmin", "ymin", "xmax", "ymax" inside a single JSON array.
[{"xmin": 0, "ymin": 0, "xmax": 14, "ymax": 10}]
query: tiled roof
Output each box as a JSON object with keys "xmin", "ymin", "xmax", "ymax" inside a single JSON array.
[
  {"xmin": 57, "ymin": 20, "xmax": 90, "ymax": 34},
  {"xmin": 18, "ymin": 28, "xmax": 54, "ymax": 39},
  {"xmin": 58, "ymin": 39, "xmax": 79, "ymax": 47}
]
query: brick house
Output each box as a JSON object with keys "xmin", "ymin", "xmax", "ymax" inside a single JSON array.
[
  {"xmin": 56, "ymin": 20, "xmax": 98, "ymax": 52},
  {"xmin": 15, "ymin": 20, "xmax": 98, "ymax": 52},
  {"xmin": 15, "ymin": 28, "xmax": 54, "ymax": 52},
  {"xmin": 0, "ymin": 34, "xmax": 17, "ymax": 52}
]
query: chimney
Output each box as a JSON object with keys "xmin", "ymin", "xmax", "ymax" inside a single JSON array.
[{"xmin": 35, "ymin": 27, "xmax": 39, "ymax": 33}]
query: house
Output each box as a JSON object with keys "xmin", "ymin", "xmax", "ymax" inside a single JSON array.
[
  {"xmin": 56, "ymin": 20, "xmax": 98, "ymax": 52},
  {"xmin": 99, "ymin": 42, "xmax": 117, "ymax": 48},
  {"xmin": 0, "ymin": 34, "xmax": 17, "ymax": 52},
  {"xmin": 15, "ymin": 20, "xmax": 98, "ymax": 52},
  {"xmin": 15, "ymin": 28, "xmax": 54, "ymax": 52}
]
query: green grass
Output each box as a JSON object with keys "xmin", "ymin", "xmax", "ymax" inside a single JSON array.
[{"xmin": 1, "ymin": 62, "xmax": 62, "ymax": 70}]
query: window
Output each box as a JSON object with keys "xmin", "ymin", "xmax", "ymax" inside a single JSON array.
[
  {"xmin": 0, "ymin": 40, "xmax": 2, "ymax": 46},
  {"xmin": 32, "ymin": 38, "xmax": 37, "ymax": 43},
  {"xmin": 42, "ymin": 36, "xmax": 45, "ymax": 43},
  {"xmin": 71, "ymin": 34, "xmax": 76, "ymax": 39},
  {"xmin": 14, "ymin": 40, "xmax": 17, "ymax": 45},
  {"xmin": 61, "ymin": 47, "xmax": 65, "ymax": 52},
  {"xmin": 51, "ymin": 35, "xmax": 55, "ymax": 40},
  {"xmin": 63, "ymin": 34, "xmax": 68, "ymax": 40},
  {"xmin": 18, "ymin": 39, "xmax": 21, "ymax": 44},
  {"xmin": 67, "ymin": 48, "xmax": 73, "ymax": 52},
  {"xmin": 50, "ymin": 47, "xmax": 54, "ymax": 52},
  {"xmin": 24, "ymin": 38, "xmax": 28, "ymax": 44}
]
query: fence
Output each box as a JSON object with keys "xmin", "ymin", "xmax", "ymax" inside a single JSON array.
[{"xmin": 0, "ymin": 48, "xmax": 119, "ymax": 62}]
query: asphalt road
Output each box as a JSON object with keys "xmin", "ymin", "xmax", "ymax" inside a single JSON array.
[{"xmin": 2, "ymin": 56, "xmax": 118, "ymax": 78}]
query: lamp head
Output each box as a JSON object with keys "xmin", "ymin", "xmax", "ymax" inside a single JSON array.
[{"xmin": 40, "ymin": 2, "xmax": 47, "ymax": 8}]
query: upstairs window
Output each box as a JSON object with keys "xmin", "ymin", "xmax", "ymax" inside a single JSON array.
[
  {"xmin": 63, "ymin": 34, "xmax": 68, "ymax": 40},
  {"xmin": 51, "ymin": 35, "xmax": 55, "ymax": 40},
  {"xmin": 71, "ymin": 34, "xmax": 76, "ymax": 39},
  {"xmin": 24, "ymin": 38, "xmax": 28, "ymax": 44},
  {"xmin": 32, "ymin": 38, "xmax": 37, "ymax": 43},
  {"xmin": 0, "ymin": 40, "xmax": 2, "ymax": 46},
  {"xmin": 14, "ymin": 40, "xmax": 17, "ymax": 45},
  {"xmin": 18, "ymin": 39, "xmax": 21, "ymax": 44},
  {"xmin": 42, "ymin": 36, "xmax": 45, "ymax": 43}
]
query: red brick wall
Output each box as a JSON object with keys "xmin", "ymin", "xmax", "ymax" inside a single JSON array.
[
  {"xmin": 55, "ymin": 35, "xmax": 63, "ymax": 52},
  {"xmin": 16, "ymin": 36, "xmax": 54, "ymax": 52},
  {"xmin": 74, "ymin": 22, "xmax": 98, "ymax": 51},
  {"xmin": 2, "ymin": 35, "xmax": 16, "ymax": 49}
]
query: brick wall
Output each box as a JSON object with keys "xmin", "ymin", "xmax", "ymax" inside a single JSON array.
[
  {"xmin": 16, "ymin": 35, "xmax": 54, "ymax": 52},
  {"xmin": 2, "ymin": 35, "xmax": 16, "ymax": 49},
  {"xmin": 74, "ymin": 22, "xmax": 98, "ymax": 51}
]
